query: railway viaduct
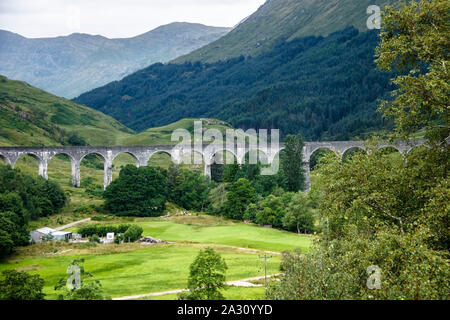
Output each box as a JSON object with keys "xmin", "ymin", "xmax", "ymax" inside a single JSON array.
[{"xmin": 0, "ymin": 140, "xmax": 426, "ymax": 192}]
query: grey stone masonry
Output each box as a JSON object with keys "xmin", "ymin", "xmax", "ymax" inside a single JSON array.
[{"xmin": 0, "ymin": 140, "xmax": 426, "ymax": 191}]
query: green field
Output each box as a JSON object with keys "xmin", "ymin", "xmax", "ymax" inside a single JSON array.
[
  {"xmin": 0, "ymin": 244, "xmax": 279, "ymax": 299},
  {"xmin": 1, "ymin": 126, "xmax": 313, "ymax": 300}
]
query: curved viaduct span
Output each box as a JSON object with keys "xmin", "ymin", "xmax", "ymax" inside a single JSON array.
[{"xmin": 0, "ymin": 140, "xmax": 425, "ymax": 192}]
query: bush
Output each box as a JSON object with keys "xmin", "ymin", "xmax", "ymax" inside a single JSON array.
[
  {"xmin": 88, "ymin": 234, "xmax": 100, "ymax": 243},
  {"xmin": 0, "ymin": 270, "xmax": 45, "ymax": 300},
  {"xmin": 123, "ymin": 225, "xmax": 143, "ymax": 243},
  {"xmin": 77, "ymin": 224, "xmax": 131, "ymax": 237}
]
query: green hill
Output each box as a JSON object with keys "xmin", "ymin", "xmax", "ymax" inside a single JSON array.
[
  {"xmin": 0, "ymin": 75, "xmax": 135, "ymax": 146},
  {"xmin": 174, "ymin": 0, "xmax": 394, "ymax": 63},
  {"xmin": 0, "ymin": 75, "xmax": 236, "ymax": 146}
]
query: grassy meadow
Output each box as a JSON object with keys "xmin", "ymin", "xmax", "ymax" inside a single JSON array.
[{"xmin": 1, "ymin": 156, "xmax": 313, "ymax": 300}]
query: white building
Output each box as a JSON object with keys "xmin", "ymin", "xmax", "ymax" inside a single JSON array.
[{"xmin": 30, "ymin": 227, "xmax": 72, "ymax": 243}]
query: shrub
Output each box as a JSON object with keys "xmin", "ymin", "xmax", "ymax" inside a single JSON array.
[
  {"xmin": 123, "ymin": 225, "xmax": 143, "ymax": 242},
  {"xmin": 88, "ymin": 234, "xmax": 100, "ymax": 243},
  {"xmin": 0, "ymin": 270, "xmax": 45, "ymax": 300}
]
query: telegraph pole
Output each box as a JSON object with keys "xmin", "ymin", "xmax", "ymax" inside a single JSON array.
[{"xmin": 258, "ymin": 254, "xmax": 272, "ymax": 286}]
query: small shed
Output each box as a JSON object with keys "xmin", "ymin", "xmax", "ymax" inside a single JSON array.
[{"xmin": 30, "ymin": 227, "xmax": 72, "ymax": 243}]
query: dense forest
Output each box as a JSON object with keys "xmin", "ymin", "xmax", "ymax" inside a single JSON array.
[{"xmin": 75, "ymin": 27, "xmax": 394, "ymax": 141}]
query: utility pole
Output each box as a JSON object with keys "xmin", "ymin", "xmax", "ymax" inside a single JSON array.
[{"xmin": 258, "ymin": 254, "xmax": 272, "ymax": 286}]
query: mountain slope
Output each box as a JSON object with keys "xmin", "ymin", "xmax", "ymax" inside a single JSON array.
[
  {"xmin": 174, "ymin": 0, "xmax": 394, "ymax": 63},
  {"xmin": 74, "ymin": 27, "xmax": 394, "ymax": 140},
  {"xmin": 0, "ymin": 23, "xmax": 230, "ymax": 98},
  {"xmin": 0, "ymin": 75, "xmax": 236, "ymax": 147},
  {"xmin": 0, "ymin": 75, "xmax": 135, "ymax": 146}
]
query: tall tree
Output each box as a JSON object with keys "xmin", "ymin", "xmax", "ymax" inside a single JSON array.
[
  {"xmin": 281, "ymin": 134, "xmax": 305, "ymax": 192},
  {"xmin": 282, "ymin": 192, "xmax": 315, "ymax": 234},
  {"xmin": 376, "ymin": 0, "xmax": 450, "ymax": 145},
  {"xmin": 180, "ymin": 247, "xmax": 228, "ymax": 300},
  {"xmin": 224, "ymin": 178, "xmax": 256, "ymax": 220}
]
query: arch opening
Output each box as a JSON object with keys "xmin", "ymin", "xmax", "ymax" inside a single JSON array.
[
  {"xmin": 48, "ymin": 153, "xmax": 72, "ymax": 187},
  {"xmin": 309, "ymin": 148, "xmax": 338, "ymax": 171},
  {"xmin": 0, "ymin": 154, "xmax": 6, "ymax": 164},
  {"xmin": 211, "ymin": 150, "xmax": 238, "ymax": 183},
  {"xmin": 342, "ymin": 147, "xmax": 367, "ymax": 162},
  {"xmin": 112, "ymin": 152, "xmax": 139, "ymax": 180},
  {"xmin": 80, "ymin": 153, "xmax": 105, "ymax": 191},
  {"xmin": 406, "ymin": 145, "xmax": 430, "ymax": 163},
  {"xmin": 14, "ymin": 154, "xmax": 41, "ymax": 177},
  {"xmin": 148, "ymin": 151, "xmax": 173, "ymax": 169},
  {"xmin": 179, "ymin": 150, "xmax": 204, "ymax": 172}
]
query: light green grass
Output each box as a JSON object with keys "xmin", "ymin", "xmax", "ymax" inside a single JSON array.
[
  {"xmin": 139, "ymin": 286, "xmax": 266, "ymax": 300},
  {"xmin": 71, "ymin": 214, "xmax": 313, "ymax": 253},
  {"xmin": 0, "ymin": 245, "xmax": 278, "ymax": 300}
]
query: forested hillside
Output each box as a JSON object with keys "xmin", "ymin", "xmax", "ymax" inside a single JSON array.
[
  {"xmin": 174, "ymin": 0, "xmax": 394, "ymax": 63},
  {"xmin": 75, "ymin": 27, "xmax": 394, "ymax": 140}
]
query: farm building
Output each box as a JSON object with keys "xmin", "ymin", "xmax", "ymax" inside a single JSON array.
[{"xmin": 30, "ymin": 227, "xmax": 72, "ymax": 243}]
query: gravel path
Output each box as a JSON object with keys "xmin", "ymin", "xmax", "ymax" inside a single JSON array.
[
  {"xmin": 113, "ymin": 274, "xmax": 279, "ymax": 300},
  {"xmin": 55, "ymin": 218, "xmax": 91, "ymax": 231}
]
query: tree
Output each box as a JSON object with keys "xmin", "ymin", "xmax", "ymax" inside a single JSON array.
[
  {"xmin": 376, "ymin": 0, "xmax": 450, "ymax": 145},
  {"xmin": 104, "ymin": 165, "xmax": 168, "ymax": 216},
  {"xmin": 123, "ymin": 225, "xmax": 143, "ymax": 242},
  {"xmin": 180, "ymin": 247, "xmax": 228, "ymax": 300},
  {"xmin": 55, "ymin": 259, "xmax": 104, "ymax": 300},
  {"xmin": 175, "ymin": 170, "xmax": 212, "ymax": 211},
  {"xmin": 281, "ymin": 134, "xmax": 305, "ymax": 192},
  {"xmin": 255, "ymin": 195, "xmax": 285, "ymax": 228},
  {"xmin": 207, "ymin": 184, "xmax": 228, "ymax": 216},
  {"xmin": 224, "ymin": 178, "xmax": 256, "ymax": 220},
  {"xmin": 0, "ymin": 270, "xmax": 45, "ymax": 300},
  {"xmin": 282, "ymin": 192, "xmax": 315, "ymax": 234},
  {"xmin": 0, "ymin": 212, "xmax": 29, "ymax": 258}
]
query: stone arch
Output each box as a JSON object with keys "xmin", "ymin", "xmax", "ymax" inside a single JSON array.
[
  {"xmin": 79, "ymin": 152, "xmax": 106, "ymax": 189},
  {"xmin": 342, "ymin": 147, "xmax": 366, "ymax": 161},
  {"xmin": 305, "ymin": 146, "xmax": 339, "ymax": 163},
  {"xmin": 210, "ymin": 149, "xmax": 238, "ymax": 165},
  {"xmin": 406, "ymin": 144, "xmax": 430, "ymax": 156},
  {"xmin": 309, "ymin": 148, "xmax": 338, "ymax": 170},
  {"xmin": 112, "ymin": 151, "xmax": 139, "ymax": 165},
  {"xmin": 48, "ymin": 152, "xmax": 75, "ymax": 163},
  {"xmin": 13, "ymin": 152, "xmax": 48, "ymax": 179},
  {"xmin": 242, "ymin": 148, "xmax": 269, "ymax": 166},
  {"xmin": 14, "ymin": 152, "xmax": 42, "ymax": 169},
  {"xmin": 111, "ymin": 152, "xmax": 140, "ymax": 181},
  {"xmin": 80, "ymin": 152, "xmax": 106, "ymax": 163},
  {"xmin": 47, "ymin": 153, "xmax": 75, "ymax": 187},
  {"xmin": 180, "ymin": 149, "xmax": 204, "ymax": 168},
  {"xmin": 148, "ymin": 150, "xmax": 173, "ymax": 168},
  {"xmin": 376, "ymin": 146, "xmax": 401, "ymax": 156},
  {"xmin": 209, "ymin": 150, "xmax": 239, "ymax": 183}
]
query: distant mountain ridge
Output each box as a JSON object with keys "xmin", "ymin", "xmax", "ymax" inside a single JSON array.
[
  {"xmin": 0, "ymin": 22, "xmax": 231, "ymax": 98},
  {"xmin": 174, "ymin": 0, "xmax": 394, "ymax": 63}
]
